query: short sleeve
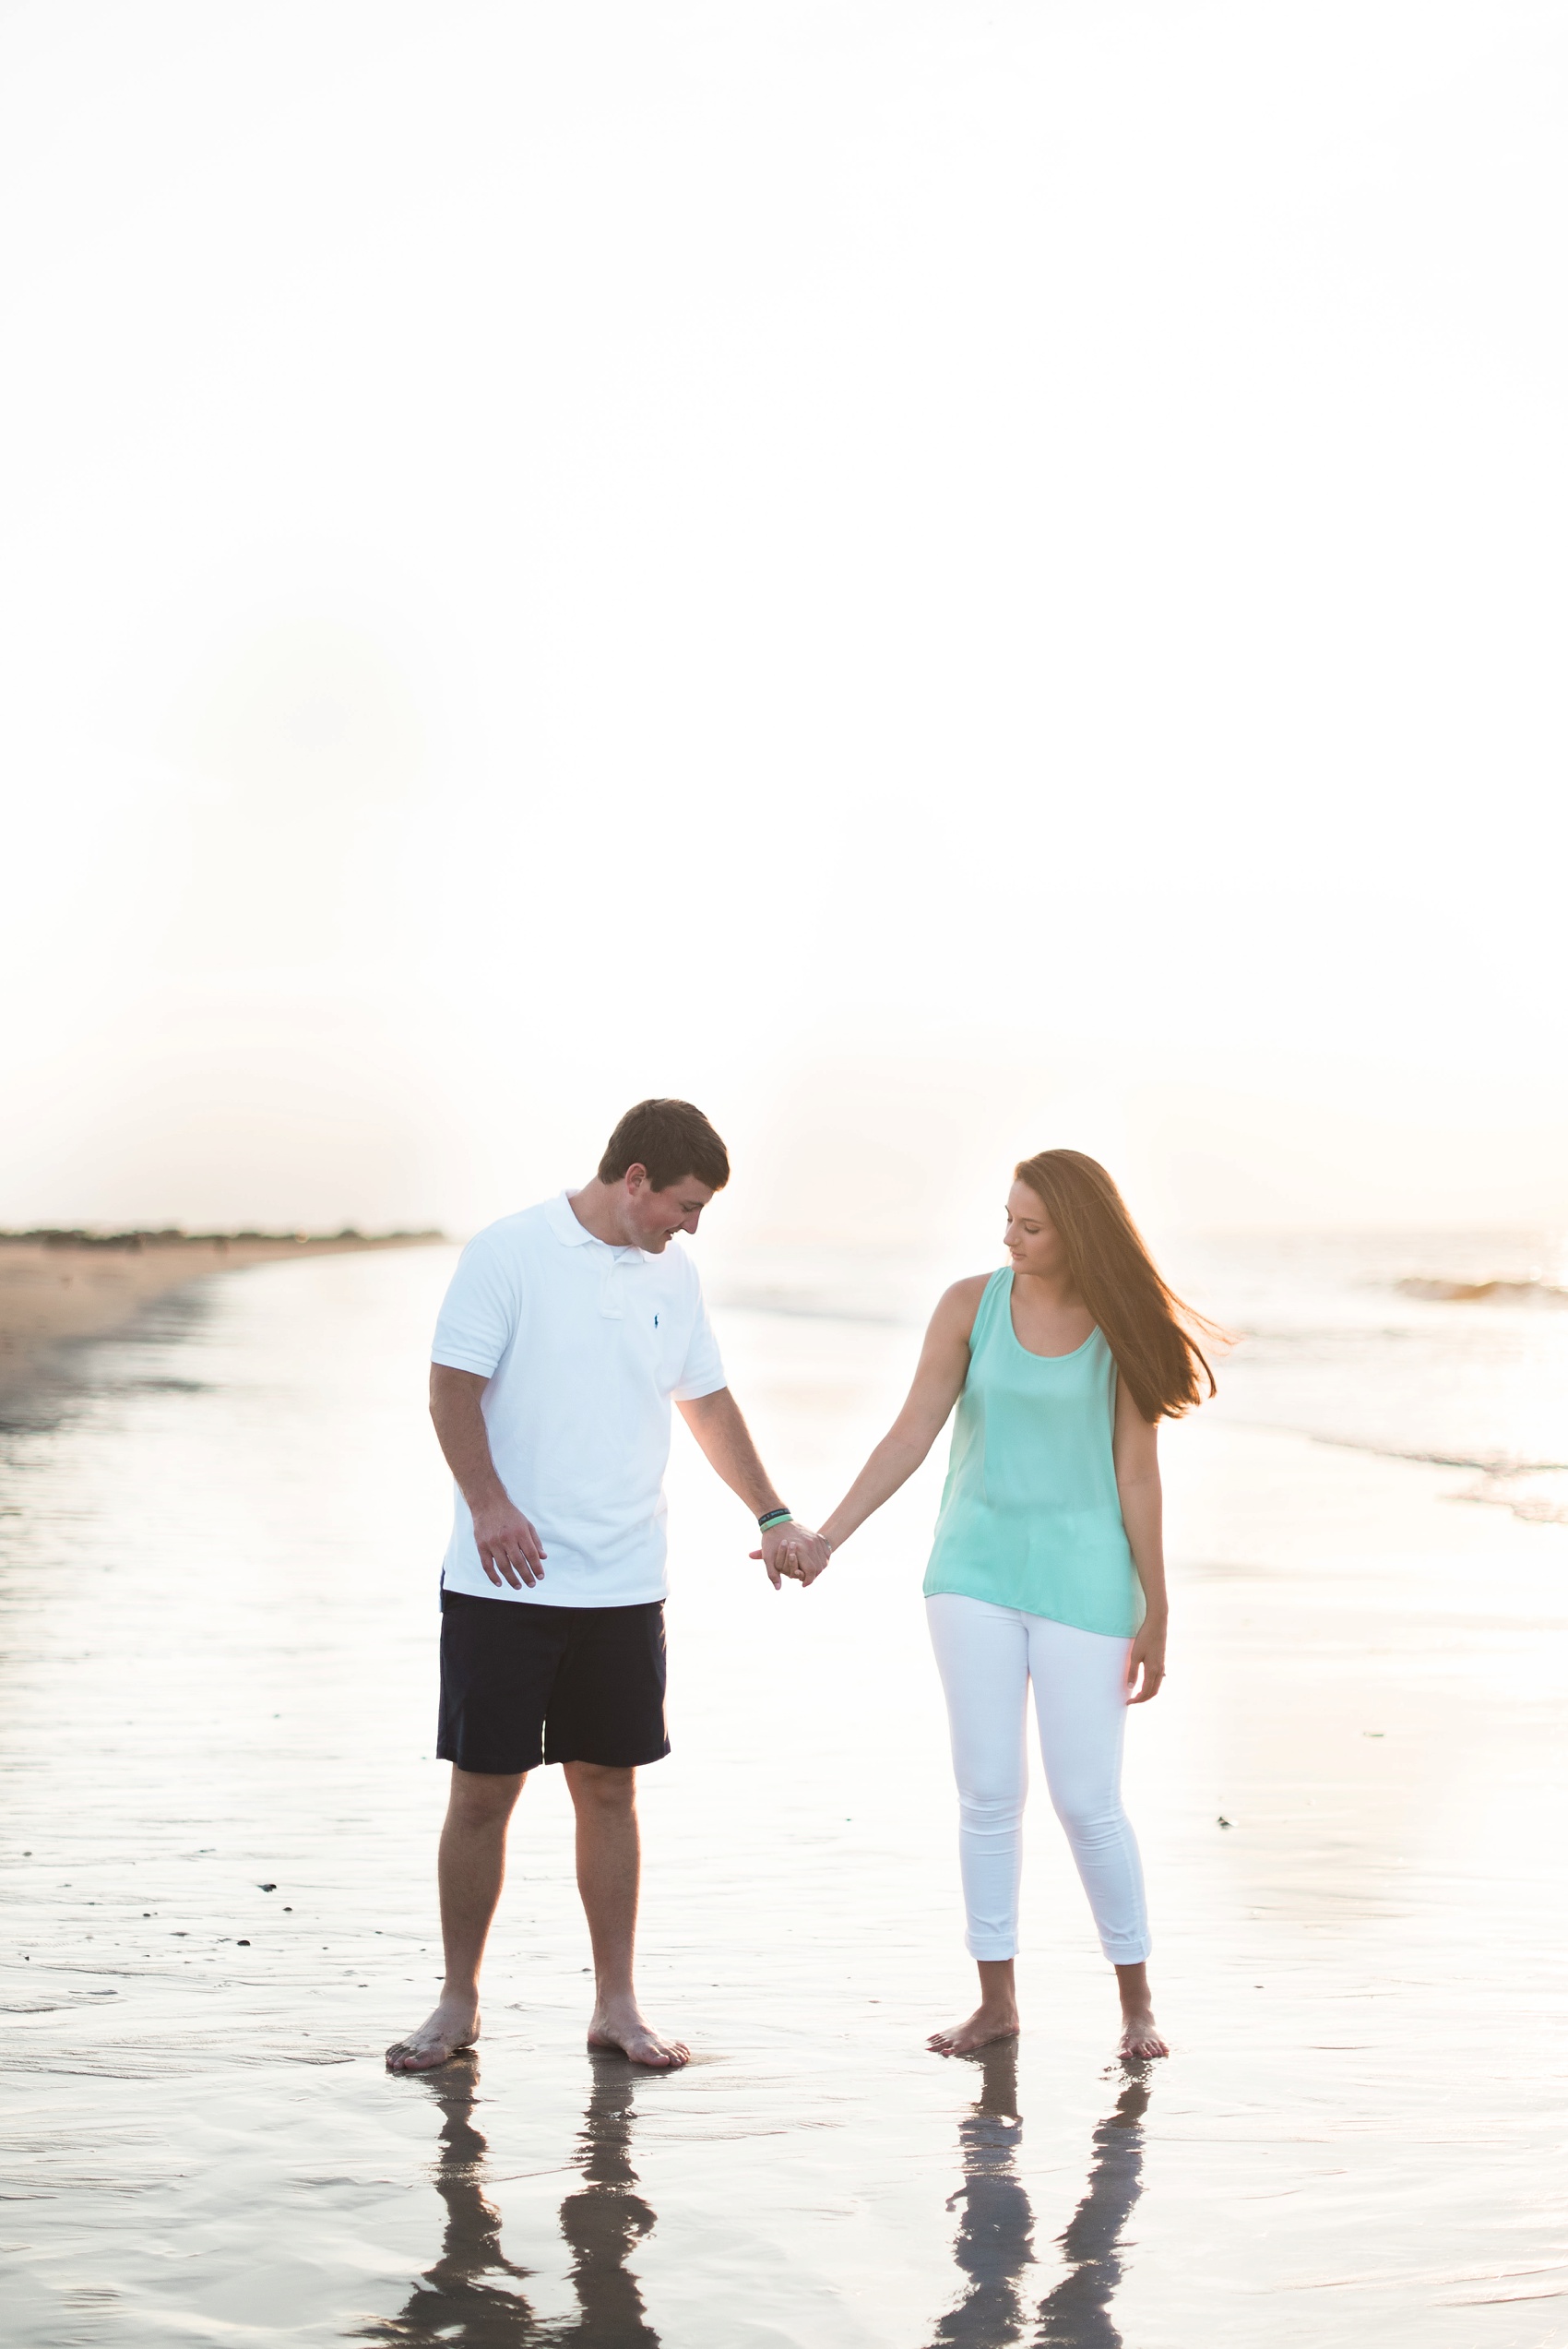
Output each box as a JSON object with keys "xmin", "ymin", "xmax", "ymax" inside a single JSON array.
[
  {"xmin": 432, "ymin": 1227, "xmax": 523, "ymax": 1377},
  {"xmin": 672, "ymin": 1282, "xmax": 726, "ymax": 1401}
]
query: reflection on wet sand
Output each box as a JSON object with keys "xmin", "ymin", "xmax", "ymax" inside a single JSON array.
[
  {"xmin": 364, "ymin": 2055, "xmax": 659, "ymax": 2347},
  {"xmin": 1035, "ymin": 2068, "xmax": 1150, "ymax": 2346},
  {"xmin": 930, "ymin": 2045, "xmax": 1150, "ymax": 2349},
  {"xmin": 369, "ymin": 2042, "xmax": 1148, "ymax": 2349}
]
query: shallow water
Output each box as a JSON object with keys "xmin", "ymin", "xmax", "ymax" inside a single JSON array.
[
  {"xmin": 707, "ymin": 1227, "xmax": 1568, "ymax": 1501},
  {"xmin": 3, "ymin": 1246, "xmax": 1567, "ymax": 2345}
]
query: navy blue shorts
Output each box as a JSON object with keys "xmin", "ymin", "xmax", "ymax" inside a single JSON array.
[{"xmin": 436, "ymin": 1589, "xmax": 670, "ymax": 1775}]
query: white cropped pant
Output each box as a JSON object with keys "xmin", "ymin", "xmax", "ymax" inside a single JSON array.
[{"xmin": 926, "ymin": 1593, "xmax": 1151, "ymax": 1965}]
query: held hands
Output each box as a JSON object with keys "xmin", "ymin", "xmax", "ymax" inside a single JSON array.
[
  {"xmin": 470, "ymin": 1496, "xmax": 548, "ymax": 1590},
  {"xmin": 749, "ymin": 1519, "xmax": 833, "ymax": 1591}
]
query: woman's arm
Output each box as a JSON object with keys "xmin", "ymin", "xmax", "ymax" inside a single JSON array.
[
  {"xmin": 1113, "ymin": 1376, "xmax": 1168, "ymax": 1703},
  {"xmin": 798, "ymin": 1279, "xmax": 986, "ymax": 1581}
]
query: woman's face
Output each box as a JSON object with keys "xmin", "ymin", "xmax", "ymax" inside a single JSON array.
[{"xmin": 1004, "ymin": 1182, "xmax": 1068, "ymax": 1281}]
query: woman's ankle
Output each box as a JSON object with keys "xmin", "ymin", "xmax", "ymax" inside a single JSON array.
[
  {"xmin": 975, "ymin": 1958, "xmax": 1017, "ymax": 1999},
  {"xmin": 1114, "ymin": 1960, "xmax": 1154, "ymax": 2012}
]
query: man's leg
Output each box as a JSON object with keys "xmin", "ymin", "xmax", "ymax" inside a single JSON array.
[
  {"xmin": 386, "ymin": 1766, "xmax": 525, "ymax": 2072},
  {"xmin": 564, "ymin": 1761, "xmax": 689, "ymax": 2069}
]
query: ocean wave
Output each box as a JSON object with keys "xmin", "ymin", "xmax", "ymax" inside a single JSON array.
[
  {"xmin": 707, "ymin": 1285, "xmax": 909, "ymax": 1326},
  {"xmin": 1304, "ymin": 1432, "xmax": 1568, "ymax": 1526},
  {"xmin": 1312, "ymin": 1436, "xmax": 1565, "ymax": 1472},
  {"xmin": 1455, "ymin": 1467, "xmax": 1568, "ymax": 1527},
  {"xmin": 1396, "ymin": 1276, "xmax": 1568, "ymax": 1306}
]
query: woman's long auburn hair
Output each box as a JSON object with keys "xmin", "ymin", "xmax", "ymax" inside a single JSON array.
[{"xmin": 1013, "ymin": 1149, "xmax": 1222, "ymax": 1422}]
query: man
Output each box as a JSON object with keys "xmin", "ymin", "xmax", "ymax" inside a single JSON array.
[{"xmin": 386, "ymin": 1098, "xmax": 828, "ymax": 2073}]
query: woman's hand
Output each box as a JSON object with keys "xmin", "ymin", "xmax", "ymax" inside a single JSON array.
[
  {"xmin": 748, "ymin": 1523, "xmax": 832, "ymax": 1589},
  {"xmin": 1125, "ymin": 1616, "xmax": 1167, "ymax": 1704}
]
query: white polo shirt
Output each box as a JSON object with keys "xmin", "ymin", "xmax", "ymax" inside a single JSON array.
[{"xmin": 432, "ymin": 1191, "xmax": 728, "ymax": 1606}]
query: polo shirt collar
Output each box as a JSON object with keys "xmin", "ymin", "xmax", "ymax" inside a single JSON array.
[
  {"xmin": 546, "ymin": 1189, "xmax": 647, "ymax": 1263},
  {"xmin": 546, "ymin": 1190, "xmax": 599, "ymax": 1246}
]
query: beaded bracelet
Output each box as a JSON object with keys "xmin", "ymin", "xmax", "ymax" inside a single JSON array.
[{"xmin": 757, "ymin": 1506, "xmax": 793, "ymax": 1531}]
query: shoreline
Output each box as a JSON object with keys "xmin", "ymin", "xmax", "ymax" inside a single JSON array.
[{"xmin": 0, "ymin": 1227, "xmax": 444, "ymax": 1394}]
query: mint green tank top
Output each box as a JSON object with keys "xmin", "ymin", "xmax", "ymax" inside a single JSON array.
[{"xmin": 922, "ymin": 1268, "xmax": 1144, "ymax": 1638}]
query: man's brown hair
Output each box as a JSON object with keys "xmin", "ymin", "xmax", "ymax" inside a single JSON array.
[{"xmin": 598, "ymin": 1099, "xmax": 731, "ymax": 1195}]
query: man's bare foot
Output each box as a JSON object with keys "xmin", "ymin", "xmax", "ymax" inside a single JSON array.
[
  {"xmin": 928, "ymin": 2003, "xmax": 1020, "ymax": 2057},
  {"xmin": 385, "ymin": 1993, "xmax": 480, "ymax": 2072},
  {"xmin": 586, "ymin": 1991, "xmax": 690, "ymax": 2069},
  {"xmin": 1118, "ymin": 2007, "xmax": 1169, "ymax": 2059}
]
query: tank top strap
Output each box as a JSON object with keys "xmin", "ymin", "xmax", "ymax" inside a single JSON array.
[{"xmin": 967, "ymin": 1265, "xmax": 1012, "ymax": 1353}]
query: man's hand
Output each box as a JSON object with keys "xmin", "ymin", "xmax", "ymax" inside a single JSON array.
[
  {"xmin": 750, "ymin": 1520, "xmax": 832, "ymax": 1590},
  {"xmin": 469, "ymin": 1497, "xmax": 548, "ymax": 1590},
  {"xmin": 430, "ymin": 1368, "xmax": 546, "ymax": 1590}
]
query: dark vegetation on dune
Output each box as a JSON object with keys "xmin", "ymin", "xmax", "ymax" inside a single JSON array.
[{"xmin": 0, "ymin": 1227, "xmax": 443, "ymax": 1249}]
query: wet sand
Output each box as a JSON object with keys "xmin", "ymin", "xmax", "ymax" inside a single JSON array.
[
  {"xmin": 2, "ymin": 1248, "xmax": 1566, "ymax": 2344},
  {"xmin": 0, "ymin": 1229, "xmax": 441, "ymax": 1397}
]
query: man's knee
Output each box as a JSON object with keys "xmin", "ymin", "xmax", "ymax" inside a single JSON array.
[
  {"xmin": 564, "ymin": 1760, "xmax": 636, "ymax": 1810},
  {"xmin": 448, "ymin": 1765, "xmax": 526, "ymax": 1824}
]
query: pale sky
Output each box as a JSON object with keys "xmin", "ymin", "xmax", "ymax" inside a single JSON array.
[{"xmin": 3, "ymin": 1, "xmax": 1564, "ymax": 1240}]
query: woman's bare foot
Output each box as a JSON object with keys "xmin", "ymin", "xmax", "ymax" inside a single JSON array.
[
  {"xmin": 928, "ymin": 2001, "xmax": 1020, "ymax": 2057},
  {"xmin": 1113, "ymin": 1960, "xmax": 1168, "ymax": 2059},
  {"xmin": 587, "ymin": 1990, "xmax": 689, "ymax": 2069},
  {"xmin": 385, "ymin": 1992, "xmax": 480, "ymax": 2072},
  {"xmin": 930, "ymin": 1957, "xmax": 1018, "ymax": 2057},
  {"xmin": 1118, "ymin": 2007, "xmax": 1169, "ymax": 2058}
]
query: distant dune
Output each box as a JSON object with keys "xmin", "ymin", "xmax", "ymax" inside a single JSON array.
[{"xmin": 0, "ymin": 1228, "xmax": 444, "ymax": 1392}]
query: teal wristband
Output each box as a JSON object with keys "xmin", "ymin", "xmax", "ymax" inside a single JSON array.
[{"xmin": 757, "ymin": 1507, "xmax": 793, "ymax": 1531}]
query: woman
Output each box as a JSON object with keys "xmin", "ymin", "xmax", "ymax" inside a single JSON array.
[{"xmin": 793, "ymin": 1151, "xmax": 1218, "ymax": 2060}]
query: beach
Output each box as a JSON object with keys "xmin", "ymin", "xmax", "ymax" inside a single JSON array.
[
  {"xmin": 0, "ymin": 1230, "xmax": 441, "ymax": 1401},
  {"xmin": 2, "ymin": 1241, "xmax": 1566, "ymax": 2344},
  {"xmin": 5, "ymin": 0, "xmax": 1563, "ymax": 2333}
]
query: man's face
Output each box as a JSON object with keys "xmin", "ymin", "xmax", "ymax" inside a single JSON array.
[{"xmin": 620, "ymin": 1166, "xmax": 716, "ymax": 1252}]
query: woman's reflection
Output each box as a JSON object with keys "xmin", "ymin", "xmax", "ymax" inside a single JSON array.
[
  {"xmin": 929, "ymin": 2045, "xmax": 1151, "ymax": 2349},
  {"xmin": 929, "ymin": 2041, "xmax": 1034, "ymax": 2346},
  {"xmin": 365, "ymin": 2053, "xmax": 659, "ymax": 2346}
]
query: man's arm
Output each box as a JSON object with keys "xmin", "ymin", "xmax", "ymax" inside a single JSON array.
[
  {"xmin": 430, "ymin": 1364, "xmax": 548, "ymax": 1590},
  {"xmin": 675, "ymin": 1388, "xmax": 829, "ymax": 1590}
]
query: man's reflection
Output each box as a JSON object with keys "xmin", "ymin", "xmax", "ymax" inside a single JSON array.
[
  {"xmin": 365, "ymin": 2054, "xmax": 659, "ymax": 2346},
  {"xmin": 557, "ymin": 2061, "xmax": 659, "ymax": 2344},
  {"xmin": 929, "ymin": 2046, "xmax": 1151, "ymax": 2349}
]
